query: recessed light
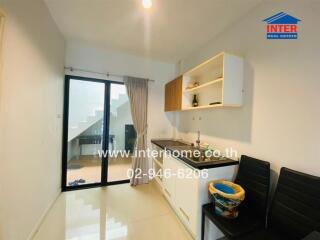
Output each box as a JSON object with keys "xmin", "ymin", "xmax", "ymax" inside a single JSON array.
[{"xmin": 142, "ymin": 0, "xmax": 152, "ymax": 9}]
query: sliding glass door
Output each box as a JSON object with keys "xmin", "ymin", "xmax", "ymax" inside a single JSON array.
[
  {"xmin": 62, "ymin": 76, "xmax": 134, "ymax": 191},
  {"xmin": 65, "ymin": 79, "xmax": 104, "ymax": 187},
  {"xmin": 108, "ymin": 83, "xmax": 135, "ymax": 182}
]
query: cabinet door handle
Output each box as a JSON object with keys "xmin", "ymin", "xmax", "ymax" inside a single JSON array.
[
  {"xmin": 164, "ymin": 188, "xmax": 171, "ymax": 197},
  {"xmin": 179, "ymin": 207, "xmax": 190, "ymax": 222}
]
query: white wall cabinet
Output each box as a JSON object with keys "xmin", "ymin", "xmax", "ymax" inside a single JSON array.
[
  {"xmin": 162, "ymin": 154, "xmax": 237, "ymax": 239},
  {"xmin": 180, "ymin": 52, "xmax": 244, "ymax": 111},
  {"xmin": 163, "ymin": 52, "xmax": 243, "ymax": 111}
]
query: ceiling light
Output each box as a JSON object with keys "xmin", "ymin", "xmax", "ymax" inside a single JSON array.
[{"xmin": 142, "ymin": 0, "xmax": 152, "ymax": 9}]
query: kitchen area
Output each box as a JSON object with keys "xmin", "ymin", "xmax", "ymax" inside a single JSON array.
[
  {"xmin": 4, "ymin": 1, "xmax": 320, "ymax": 239},
  {"xmin": 149, "ymin": 52, "xmax": 244, "ymax": 240},
  {"xmin": 151, "ymin": 138, "xmax": 239, "ymax": 240}
]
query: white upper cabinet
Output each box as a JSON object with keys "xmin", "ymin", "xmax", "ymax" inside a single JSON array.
[{"xmin": 181, "ymin": 52, "xmax": 243, "ymax": 111}]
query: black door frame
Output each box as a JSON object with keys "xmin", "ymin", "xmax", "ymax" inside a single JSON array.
[{"xmin": 62, "ymin": 75, "xmax": 130, "ymax": 191}]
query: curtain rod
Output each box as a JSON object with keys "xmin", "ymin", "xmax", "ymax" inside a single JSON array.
[{"xmin": 64, "ymin": 67, "xmax": 155, "ymax": 82}]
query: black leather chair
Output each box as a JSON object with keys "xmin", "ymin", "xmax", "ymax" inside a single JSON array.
[
  {"xmin": 202, "ymin": 155, "xmax": 271, "ymax": 239},
  {"xmin": 239, "ymin": 167, "xmax": 320, "ymax": 240}
]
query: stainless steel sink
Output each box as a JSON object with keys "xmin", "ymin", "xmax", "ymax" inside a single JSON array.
[
  {"xmin": 152, "ymin": 139, "xmax": 189, "ymax": 148},
  {"xmin": 186, "ymin": 150, "xmax": 226, "ymax": 163},
  {"xmin": 167, "ymin": 145, "xmax": 227, "ymax": 163}
]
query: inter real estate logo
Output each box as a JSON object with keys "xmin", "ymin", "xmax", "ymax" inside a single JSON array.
[{"xmin": 263, "ymin": 12, "xmax": 301, "ymax": 39}]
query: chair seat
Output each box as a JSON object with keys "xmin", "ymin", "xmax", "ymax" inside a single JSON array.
[
  {"xmin": 203, "ymin": 203, "xmax": 264, "ymax": 239},
  {"xmin": 237, "ymin": 229, "xmax": 287, "ymax": 240}
]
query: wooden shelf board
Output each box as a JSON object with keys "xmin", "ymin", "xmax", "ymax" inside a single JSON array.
[
  {"xmin": 183, "ymin": 77, "xmax": 223, "ymax": 93},
  {"xmin": 181, "ymin": 104, "xmax": 223, "ymax": 111},
  {"xmin": 181, "ymin": 104, "xmax": 242, "ymax": 111}
]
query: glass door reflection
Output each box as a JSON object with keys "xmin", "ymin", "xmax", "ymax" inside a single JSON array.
[
  {"xmin": 66, "ymin": 79, "xmax": 105, "ymax": 187},
  {"xmin": 107, "ymin": 83, "xmax": 135, "ymax": 183}
]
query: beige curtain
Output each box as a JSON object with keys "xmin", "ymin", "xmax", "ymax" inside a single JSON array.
[
  {"xmin": 0, "ymin": 11, "xmax": 4, "ymax": 44},
  {"xmin": 124, "ymin": 76, "xmax": 149, "ymax": 186},
  {"xmin": 0, "ymin": 11, "xmax": 4, "ymax": 56},
  {"xmin": 0, "ymin": 11, "xmax": 5, "ymax": 101},
  {"xmin": 0, "ymin": 11, "xmax": 4, "ymax": 62}
]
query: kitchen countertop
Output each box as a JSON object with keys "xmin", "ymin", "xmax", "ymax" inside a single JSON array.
[{"xmin": 151, "ymin": 139, "xmax": 239, "ymax": 170}]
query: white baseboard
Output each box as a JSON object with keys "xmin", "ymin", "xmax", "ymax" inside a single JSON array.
[{"xmin": 27, "ymin": 191, "xmax": 61, "ymax": 240}]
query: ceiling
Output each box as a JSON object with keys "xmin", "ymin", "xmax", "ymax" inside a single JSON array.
[{"xmin": 44, "ymin": 0, "xmax": 261, "ymax": 63}]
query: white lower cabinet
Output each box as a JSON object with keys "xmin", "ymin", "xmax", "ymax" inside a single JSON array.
[
  {"xmin": 175, "ymin": 165, "xmax": 199, "ymax": 236},
  {"xmin": 162, "ymin": 154, "xmax": 237, "ymax": 240},
  {"xmin": 162, "ymin": 155, "xmax": 178, "ymax": 204}
]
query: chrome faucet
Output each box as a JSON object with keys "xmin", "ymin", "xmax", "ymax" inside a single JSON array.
[{"xmin": 196, "ymin": 130, "xmax": 201, "ymax": 149}]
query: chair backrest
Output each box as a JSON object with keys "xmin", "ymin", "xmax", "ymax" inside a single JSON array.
[
  {"xmin": 235, "ymin": 155, "xmax": 271, "ymax": 219},
  {"xmin": 269, "ymin": 167, "xmax": 320, "ymax": 239}
]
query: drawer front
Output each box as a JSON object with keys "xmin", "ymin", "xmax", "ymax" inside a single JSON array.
[
  {"xmin": 175, "ymin": 161, "xmax": 199, "ymax": 235},
  {"xmin": 162, "ymin": 155, "xmax": 177, "ymax": 203}
]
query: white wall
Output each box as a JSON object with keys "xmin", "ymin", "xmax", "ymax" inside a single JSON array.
[
  {"xmin": 174, "ymin": 1, "xmax": 320, "ymax": 178},
  {"xmin": 65, "ymin": 41, "xmax": 176, "ymax": 145},
  {"xmin": 0, "ymin": 0, "xmax": 65, "ymax": 239}
]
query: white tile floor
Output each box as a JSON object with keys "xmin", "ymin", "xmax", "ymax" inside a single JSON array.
[{"xmin": 33, "ymin": 181, "xmax": 193, "ymax": 240}]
